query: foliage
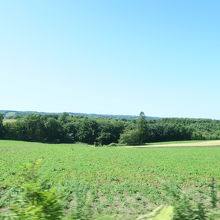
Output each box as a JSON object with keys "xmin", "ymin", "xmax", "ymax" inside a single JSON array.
[
  {"xmin": 120, "ymin": 112, "xmax": 149, "ymax": 145},
  {"xmin": 3, "ymin": 113, "xmax": 125, "ymax": 144},
  {"xmin": 137, "ymin": 112, "xmax": 149, "ymax": 144},
  {"xmin": 0, "ymin": 113, "xmax": 4, "ymax": 138},
  {"xmin": 164, "ymin": 180, "xmax": 220, "ymax": 220},
  {"xmin": 172, "ymin": 195, "xmax": 207, "ymax": 220},
  {"xmin": 3, "ymin": 112, "xmax": 220, "ymax": 145},
  {"xmin": 209, "ymin": 178, "xmax": 218, "ymax": 209},
  {"xmin": 44, "ymin": 117, "xmax": 64, "ymax": 143},
  {"xmin": 119, "ymin": 129, "xmax": 141, "ymax": 145},
  {"xmin": 5, "ymin": 159, "xmax": 63, "ymax": 220}
]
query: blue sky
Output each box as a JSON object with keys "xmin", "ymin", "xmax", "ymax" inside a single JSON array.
[{"xmin": 0, "ymin": 0, "xmax": 220, "ymax": 118}]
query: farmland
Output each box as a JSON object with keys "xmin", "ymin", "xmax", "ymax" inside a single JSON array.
[{"xmin": 1, "ymin": 140, "xmax": 220, "ymax": 219}]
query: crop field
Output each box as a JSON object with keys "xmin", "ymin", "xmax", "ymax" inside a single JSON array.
[{"xmin": 1, "ymin": 140, "xmax": 220, "ymax": 219}]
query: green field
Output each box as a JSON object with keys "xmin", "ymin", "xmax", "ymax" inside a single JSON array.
[{"xmin": 1, "ymin": 140, "xmax": 220, "ymax": 219}]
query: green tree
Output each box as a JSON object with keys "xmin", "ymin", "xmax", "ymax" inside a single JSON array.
[
  {"xmin": 119, "ymin": 129, "xmax": 140, "ymax": 145},
  {"xmin": 0, "ymin": 113, "xmax": 4, "ymax": 138},
  {"xmin": 58, "ymin": 112, "xmax": 70, "ymax": 124},
  {"xmin": 137, "ymin": 112, "xmax": 148, "ymax": 144},
  {"xmin": 22, "ymin": 115, "xmax": 46, "ymax": 142},
  {"xmin": 119, "ymin": 112, "xmax": 149, "ymax": 145},
  {"xmin": 44, "ymin": 117, "xmax": 64, "ymax": 143},
  {"xmin": 96, "ymin": 132, "xmax": 111, "ymax": 145},
  {"xmin": 76, "ymin": 118, "xmax": 99, "ymax": 144}
]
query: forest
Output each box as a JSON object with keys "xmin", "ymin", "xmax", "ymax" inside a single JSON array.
[{"xmin": 1, "ymin": 112, "xmax": 220, "ymax": 145}]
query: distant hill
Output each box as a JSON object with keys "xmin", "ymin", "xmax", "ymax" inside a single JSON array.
[{"xmin": 0, "ymin": 110, "xmax": 159, "ymax": 120}]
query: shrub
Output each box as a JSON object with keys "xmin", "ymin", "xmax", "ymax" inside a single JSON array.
[
  {"xmin": 7, "ymin": 159, "xmax": 63, "ymax": 220},
  {"xmin": 119, "ymin": 129, "xmax": 141, "ymax": 145}
]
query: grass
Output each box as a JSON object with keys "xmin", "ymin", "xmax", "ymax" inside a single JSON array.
[{"xmin": 1, "ymin": 140, "xmax": 220, "ymax": 219}]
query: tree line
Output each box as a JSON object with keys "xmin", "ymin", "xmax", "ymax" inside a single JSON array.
[{"xmin": 1, "ymin": 112, "xmax": 220, "ymax": 145}]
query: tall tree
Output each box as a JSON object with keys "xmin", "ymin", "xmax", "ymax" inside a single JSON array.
[
  {"xmin": 0, "ymin": 113, "xmax": 4, "ymax": 138},
  {"xmin": 137, "ymin": 112, "xmax": 148, "ymax": 144}
]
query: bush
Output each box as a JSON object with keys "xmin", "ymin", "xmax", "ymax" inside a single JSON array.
[
  {"xmin": 119, "ymin": 129, "xmax": 141, "ymax": 145},
  {"xmin": 96, "ymin": 132, "xmax": 112, "ymax": 145},
  {"xmin": 6, "ymin": 159, "xmax": 63, "ymax": 220}
]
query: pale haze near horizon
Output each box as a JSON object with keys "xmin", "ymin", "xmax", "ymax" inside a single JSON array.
[{"xmin": 0, "ymin": 0, "xmax": 220, "ymax": 119}]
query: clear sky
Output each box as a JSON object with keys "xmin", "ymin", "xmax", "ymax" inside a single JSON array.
[{"xmin": 0, "ymin": 0, "xmax": 220, "ymax": 118}]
